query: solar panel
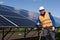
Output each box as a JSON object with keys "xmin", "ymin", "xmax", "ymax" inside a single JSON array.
[{"xmin": 0, "ymin": 5, "xmax": 37, "ymax": 27}]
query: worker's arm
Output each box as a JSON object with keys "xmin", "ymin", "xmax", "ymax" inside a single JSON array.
[
  {"xmin": 49, "ymin": 12, "xmax": 56, "ymax": 27},
  {"xmin": 36, "ymin": 19, "xmax": 40, "ymax": 26},
  {"xmin": 36, "ymin": 18, "xmax": 42, "ymax": 30},
  {"xmin": 49, "ymin": 12, "xmax": 56, "ymax": 31},
  {"xmin": 36, "ymin": 17, "xmax": 42, "ymax": 26}
]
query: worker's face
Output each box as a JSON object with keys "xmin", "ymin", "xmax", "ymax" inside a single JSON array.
[{"xmin": 39, "ymin": 9, "xmax": 45, "ymax": 14}]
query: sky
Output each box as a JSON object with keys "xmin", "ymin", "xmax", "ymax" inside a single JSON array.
[{"xmin": 0, "ymin": 0, "xmax": 60, "ymax": 18}]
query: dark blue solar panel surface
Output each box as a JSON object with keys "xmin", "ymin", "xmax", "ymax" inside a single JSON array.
[{"xmin": 0, "ymin": 5, "xmax": 36, "ymax": 27}]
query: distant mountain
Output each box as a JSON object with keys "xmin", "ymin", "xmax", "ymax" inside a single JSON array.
[{"xmin": 0, "ymin": 4, "xmax": 60, "ymax": 27}]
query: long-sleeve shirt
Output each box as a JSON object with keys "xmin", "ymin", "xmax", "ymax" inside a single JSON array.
[{"xmin": 36, "ymin": 12, "xmax": 56, "ymax": 27}]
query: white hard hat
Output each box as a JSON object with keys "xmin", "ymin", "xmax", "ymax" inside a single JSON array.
[{"xmin": 39, "ymin": 6, "xmax": 45, "ymax": 10}]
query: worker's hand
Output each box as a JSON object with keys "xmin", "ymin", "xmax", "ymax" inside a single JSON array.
[
  {"xmin": 52, "ymin": 27, "xmax": 55, "ymax": 31},
  {"xmin": 37, "ymin": 22, "xmax": 40, "ymax": 25}
]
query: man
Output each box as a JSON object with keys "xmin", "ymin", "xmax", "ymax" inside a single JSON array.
[{"xmin": 36, "ymin": 6, "xmax": 56, "ymax": 40}]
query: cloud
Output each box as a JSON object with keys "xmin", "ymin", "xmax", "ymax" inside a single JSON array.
[{"xmin": 0, "ymin": 1, "xmax": 4, "ymax": 4}]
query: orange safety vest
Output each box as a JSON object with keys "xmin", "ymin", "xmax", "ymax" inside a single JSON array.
[{"xmin": 39, "ymin": 12, "xmax": 53, "ymax": 28}]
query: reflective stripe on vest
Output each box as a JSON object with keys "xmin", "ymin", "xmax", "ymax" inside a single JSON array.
[{"xmin": 39, "ymin": 12, "xmax": 53, "ymax": 28}]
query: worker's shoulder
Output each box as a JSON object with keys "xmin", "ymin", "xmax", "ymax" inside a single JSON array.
[
  {"xmin": 46, "ymin": 12, "xmax": 51, "ymax": 13},
  {"xmin": 46, "ymin": 12, "xmax": 51, "ymax": 15}
]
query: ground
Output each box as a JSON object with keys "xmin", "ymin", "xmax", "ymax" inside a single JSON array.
[{"xmin": 0, "ymin": 27, "xmax": 60, "ymax": 40}]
